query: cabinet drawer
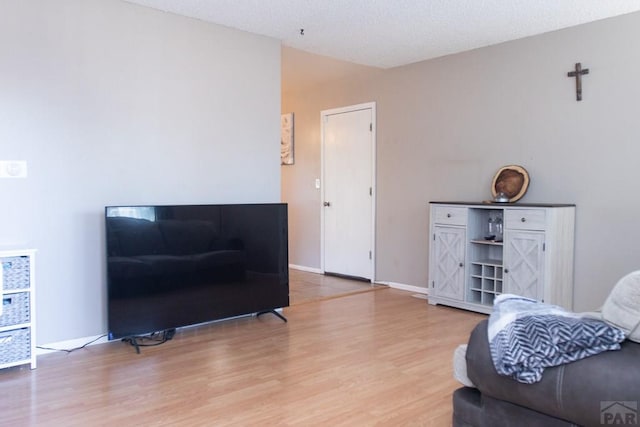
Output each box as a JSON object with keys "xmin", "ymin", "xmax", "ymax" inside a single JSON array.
[
  {"xmin": 505, "ymin": 209, "xmax": 546, "ymax": 230},
  {"xmin": 432, "ymin": 206, "xmax": 467, "ymax": 225}
]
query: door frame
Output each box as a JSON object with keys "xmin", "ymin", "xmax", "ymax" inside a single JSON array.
[{"xmin": 320, "ymin": 102, "xmax": 377, "ymax": 282}]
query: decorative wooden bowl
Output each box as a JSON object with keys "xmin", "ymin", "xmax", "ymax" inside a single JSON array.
[{"xmin": 491, "ymin": 165, "xmax": 530, "ymax": 203}]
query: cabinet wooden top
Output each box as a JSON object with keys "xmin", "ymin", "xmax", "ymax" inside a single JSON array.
[{"xmin": 430, "ymin": 201, "xmax": 576, "ymax": 208}]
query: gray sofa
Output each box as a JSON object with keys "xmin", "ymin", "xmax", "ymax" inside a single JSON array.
[{"xmin": 453, "ymin": 319, "xmax": 640, "ymax": 427}]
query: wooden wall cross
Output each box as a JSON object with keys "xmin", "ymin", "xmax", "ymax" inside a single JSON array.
[{"xmin": 567, "ymin": 62, "xmax": 589, "ymax": 101}]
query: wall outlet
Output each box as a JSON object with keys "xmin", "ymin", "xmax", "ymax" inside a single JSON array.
[{"xmin": 0, "ymin": 161, "xmax": 27, "ymax": 178}]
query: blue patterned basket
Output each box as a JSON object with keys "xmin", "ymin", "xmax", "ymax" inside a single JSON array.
[
  {"xmin": 2, "ymin": 256, "xmax": 30, "ymax": 290},
  {"xmin": 0, "ymin": 292, "xmax": 30, "ymax": 327},
  {"xmin": 0, "ymin": 328, "xmax": 30, "ymax": 364}
]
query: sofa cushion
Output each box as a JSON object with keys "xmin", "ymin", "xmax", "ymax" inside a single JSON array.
[
  {"xmin": 454, "ymin": 344, "xmax": 475, "ymax": 387},
  {"xmin": 602, "ymin": 270, "xmax": 640, "ymax": 343}
]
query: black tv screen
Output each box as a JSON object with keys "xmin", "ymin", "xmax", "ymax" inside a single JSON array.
[{"xmin": 105, "ymin": 203, "xmax": 289, "ymax": 340}]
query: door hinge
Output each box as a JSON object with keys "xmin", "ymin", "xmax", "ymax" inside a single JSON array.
[
  {"xmin": 432, "ymin": 281, "xmax": 435, "ymax": 288},
  {"xmin": 369, "ymin": 250, "xmax": 372, "ymax": 260},
  {"xmin": 369, "ymin": 123, "xmax": 372, "ymax": 131},
  {"xmin": 543, "ymin": 242, "xmax": 546, "ymax": 251},
  {"xmin": 369, "ymin": 187, "xmax": 372, "ymax": 196},
  {"xmin": 433, "ymin": 233, "xmax": 435, "ymax": 241}
]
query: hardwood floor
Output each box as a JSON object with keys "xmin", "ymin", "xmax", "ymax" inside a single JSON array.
[
  {"xmin": 289, "ymin": 269, "xmax": 385, "ymax": 305},
  {"xmin": 0, "ymin": 274, "xmax": 485, "ymax": 426}
]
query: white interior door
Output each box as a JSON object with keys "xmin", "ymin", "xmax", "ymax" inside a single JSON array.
[{"xmin": 322, "ymin": 103, "xmax": 375, "ymax": 280}]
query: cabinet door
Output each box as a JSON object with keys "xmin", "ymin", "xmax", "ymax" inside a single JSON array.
[
  {"xmin": 432, "ymin": 226, "xmax": 466, "ymax": 300},
  {"xmin": 503, "ymin": 231, "xmax": 545, "ymax": 300}
]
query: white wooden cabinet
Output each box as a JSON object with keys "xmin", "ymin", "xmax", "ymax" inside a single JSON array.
[
  {"xmin": 0, "ymin": 249, "xmax": 36, "ymax": 370},
  {"xmin": 428, "ymin": 203, "xmax": 575, "ymax": 314}
]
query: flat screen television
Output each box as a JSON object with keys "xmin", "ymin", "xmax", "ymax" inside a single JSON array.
[{"xmin": 105, "ymin": 203, "xmax": 289, "ymax": 340}]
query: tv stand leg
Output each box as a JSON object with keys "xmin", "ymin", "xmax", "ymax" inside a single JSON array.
[
  {"xmin": 123, "ymin": 337, "xmax": 142, "ymax": 354},
  {"xmin": 257, "ymin": 309, "xmax": 287, "ymax": 323},
  {"xmin": 133, "ymin": 337, "xmax": 141, "ymax": 354}
]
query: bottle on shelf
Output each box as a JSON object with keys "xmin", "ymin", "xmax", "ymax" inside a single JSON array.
[
  {"xmin": 485, "ymin": 216, "xmax": 495, "ymax": 240},
  {"xmin": 495, "ymin": 216, "xmax": 503, "ymax": 242}
]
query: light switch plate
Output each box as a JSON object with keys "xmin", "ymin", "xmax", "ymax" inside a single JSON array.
[{"xmin": 0, "ymin": 161, "xmax": 28, "ymax": 178}]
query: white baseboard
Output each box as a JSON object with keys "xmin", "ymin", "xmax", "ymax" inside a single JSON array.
[
  {"xmin": 375, "ymin": 280, "xmax": 429, "ymax": 295},
  {"xmin": 37, "ymin": 334, "xmax": 111, "ymax": 355},
  {"xmin": 289, "ymin": 267, "xmax": 426, "ymax": 295},
  {"xmin": 289, "ymin": 264, "xmax": 323, "ymax": 274}
]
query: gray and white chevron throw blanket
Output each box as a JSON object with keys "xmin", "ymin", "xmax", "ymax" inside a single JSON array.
[{"xmin": 488, "ymin": 294, "xmax": 626, "ymax": 384}]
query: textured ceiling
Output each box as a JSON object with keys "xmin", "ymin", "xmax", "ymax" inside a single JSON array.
[{"xmin": 124, "ymin": 0, "xmax": 640, "ymax": 68}]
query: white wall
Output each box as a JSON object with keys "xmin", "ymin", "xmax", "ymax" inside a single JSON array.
[
  {"xmin": 283, "ymin": 11, "xmax": 640, "ymax": 312},
  {"xmin": 0, "ymin": 0, "xmax": 281, "ymax": 344}
]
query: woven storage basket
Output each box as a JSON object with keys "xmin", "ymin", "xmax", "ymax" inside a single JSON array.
[
  {"xmin": 0, "ymin": 328, "xmax": 30, "ymax": 364},
  {"xmin": 2, "ymin": 256, "xmax": 30, "ymax": 290},
  {"xmin": 0, "ymin": 292, "xmax": 30, "ymax": 327}
]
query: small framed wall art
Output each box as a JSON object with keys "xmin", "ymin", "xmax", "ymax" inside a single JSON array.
[{"xmin": 281, "ymin": 113, "xmax": 294, "ymax": 165}]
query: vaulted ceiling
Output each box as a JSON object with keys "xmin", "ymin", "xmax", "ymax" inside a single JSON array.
[{"xmin": 124, "ymin": 0, "xmax": 640, "ymax": 68}]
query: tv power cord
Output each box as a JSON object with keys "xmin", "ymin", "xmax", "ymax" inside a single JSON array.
[
  {"xmin": 122, "ymin": 329, "xmax": 176, "ymax": 354},
  {"xmin": 36, "ymin": 334, "xmax": 108, "ymax": 354}
]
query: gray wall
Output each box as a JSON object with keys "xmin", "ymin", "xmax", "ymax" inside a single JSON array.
[
  {"xmin": 282, "ymin": 11, "xmax": 640, "ymax": 311},
  {"xmin": 1, "ymin": 0, "xmax": 281, "ymax": 344}
]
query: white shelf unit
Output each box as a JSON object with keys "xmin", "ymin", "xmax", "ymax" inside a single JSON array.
[
  {"xmin": 467, "ymin": 209, "xmax": 504, "ymax": 307},
  {"xmin": 0, "ymin": 249, "xmax": 36, "ymax": 370},
  {"xmin": 428, "ymin": 202, "xmax": 575, "ymax": 314}
]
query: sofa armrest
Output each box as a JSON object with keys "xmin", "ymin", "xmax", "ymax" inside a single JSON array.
[{"xmin": 466, "ymin": 319, "xmax": 640, "ymax": 426}]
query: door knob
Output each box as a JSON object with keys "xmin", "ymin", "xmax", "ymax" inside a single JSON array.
[{"xmin": 323, "ymin": 201, "xmax": 331, "ymax": 207}]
